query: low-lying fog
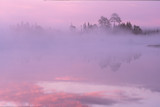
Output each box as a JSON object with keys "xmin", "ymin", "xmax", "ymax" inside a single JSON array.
[{"xmin": 0, "ymin": 28, "xmax": 160, "ymax": 107}]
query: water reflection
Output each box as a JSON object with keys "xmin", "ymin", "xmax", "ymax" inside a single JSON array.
[
  {"xmin": 1, "ymin": 81, "xmax": 160, "ymax": 107},
  {"xmin": 99, "ymin": 53, "xmax": 141, "ymax": 72},
  {"xmin": 0, "ymin": 32, "xmax": 160, "ymax": 106},
  {"xmin": 0, "ymin": 81, "xmax": 142, "ymax": 107}
]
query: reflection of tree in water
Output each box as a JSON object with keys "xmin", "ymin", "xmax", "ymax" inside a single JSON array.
[
  {"xmin": 110, "ymin": 62, "xmax": 121, "ymax": 72},
  {"xmin": 98, "ymin": 53, "xmax": 141, "ymax": 72}
]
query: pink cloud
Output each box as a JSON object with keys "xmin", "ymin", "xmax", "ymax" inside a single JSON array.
[
  {"xmin": 0, "ymin": 82, "xmax": 142, "ymax": 107},
  {"xmin": 54, "ymin": 76, "xmax": 82, "ymax": 81}
]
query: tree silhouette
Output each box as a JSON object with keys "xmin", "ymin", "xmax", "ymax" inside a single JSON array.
[
  {"xmin": 98, "ymin": 16, "xmax": 111, "ymax": 29},
  {"xmin": 70, "ymin": 24, "xmax": 76, "ymax": 32},
  {"xmin": 83, "ymin": 23, "xmax": 87, "ymax": 32},
  {"xmin": 133, "ymin": 25, "xmax": 142, "ymax": 34},
  {"xmin": 126, "ymin": 22, "xmax": 132, "ymax": 30},
  {"xmin": 110, "ymin": 13, "xmax": 121, "ymax": 27},
  {"xmin": 78, "ymin": 13, "xmax": 149, "ymax": 35}
]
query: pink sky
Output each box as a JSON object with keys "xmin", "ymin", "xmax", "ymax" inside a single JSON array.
[{"xmin": 0, "ymin": 0, "xmax": 160, "ymax": 29}]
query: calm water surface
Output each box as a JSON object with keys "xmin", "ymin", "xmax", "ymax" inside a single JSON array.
[{"xmin": 0, "ymin": 33, "xmax": 160, "ymax": 107}]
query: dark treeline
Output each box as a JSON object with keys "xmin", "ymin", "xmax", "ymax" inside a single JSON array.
[
  {"xmin": 12, "ymin": 22, "xmax": 44, "ymax": 34},
  {"xmin": 11, "ymin": 13, "xmax": 159, "ymax": 35},
  {"xmin": 70, "ymin": 13, "xmax": 160, "ymax": 35}
]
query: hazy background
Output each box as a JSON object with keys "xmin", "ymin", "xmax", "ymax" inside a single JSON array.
[{"xmin": 0, "ymin": 0, "xmax": 160, "ymax": 30}]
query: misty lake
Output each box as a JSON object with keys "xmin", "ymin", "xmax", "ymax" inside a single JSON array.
[
  {"xmin": 0, "ymin": 31, "xmax": 160, "ymax": 107},
  {"xmin": 1, "ymin": 0, "xmax": 160, "ymax": 106}
]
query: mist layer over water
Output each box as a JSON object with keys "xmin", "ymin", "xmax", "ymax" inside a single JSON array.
[{"xmin": 0, "ymin": 29, "xmax": 160, "ymax": 107}]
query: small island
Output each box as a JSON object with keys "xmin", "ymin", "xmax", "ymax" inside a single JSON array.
[{"xmin": 70, "ymin": 13, "xmax": 160, "ymax": 35}]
